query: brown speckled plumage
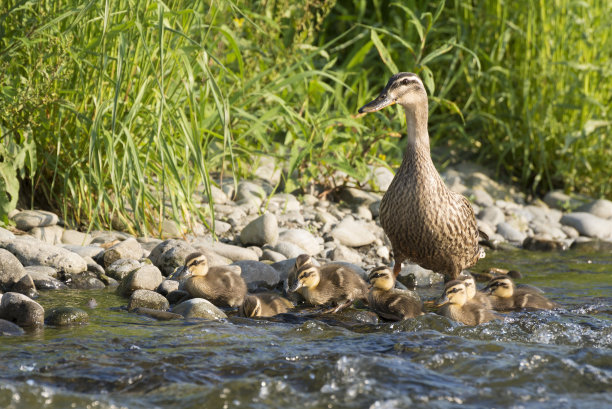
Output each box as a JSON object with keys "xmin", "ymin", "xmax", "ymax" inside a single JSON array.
[{"xmin": 359, "ymin": 73, "xmax": 482, "ymax": 281}]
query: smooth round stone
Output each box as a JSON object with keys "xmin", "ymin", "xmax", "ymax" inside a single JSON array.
[
  {"xmin": 576, "ymin": 199, "xmax": 612, "ymax": 220},
  {"xmin": 268, "ymin": 193, "xmax": 301, "ymax": 213},
  {"xmin": 0, "ymin": 318, "xmax": 25, "ymax": 336},
  {"xmin": 157, "ymin": 279, "xmax": 180, "ymax": 296},
  {"xmin": 61, "ymin": 229, "xmax": 92, "ymax": 246},
  {"xmin": 61, "ymin": 245, "xmax": 104, "ymax": 260},
  {"xmin": 496, "ymin": 222, "xmax": 527, "ymax": 243},
  {"xmin": 528, "ymin": 220, "xmax": 567, "ymax": 240},
  {"xmin": 239, "ymin": 213, "xmax": 278, "ymax": 246},
  {"xmin": 331, "ymin": 217, "xmax": 376, "ymax": 247},
  {"xmin": 11, "ymin": 274, "xmax": 38, "ymax": 298},
  {"xmin": 235, "ymin": 181, "xmax": 266, "ymax": 206},
  {"xmin": 11, "ymin": 210, "xmax": 58, "ymax": 231},
  {"xmin": 148, "ymin": 239, "xmax": 197, "ymax": 276},
  {"xmin": 69, "ymin": 272, "xmax": 106, "ymax": 289},
  {"xmin": 166, "ymin": 290, "xmax": 190, "ymax": 305},
  {"xmin": 205, "ymin": 241, "xmax": 259, "ymax": 262},
  {"xmin": 0, "ymin": 248, "xmax": 27, "ymax": 289},
  {"xmin": 369, "ymin": 201, "xmax": 381, "ymax": 218},
  {"xmin": 0, "ymin": 227, "xmax": 15, "ymax": 241},
  {"xmin": 315, "ymin": 210, "xmax": 339, "ymax": 225},
  {"xmin": 128, "ymin": 289, "xmax": 169, "ymax": 311},
  {"xmin": 376, "ymin": 246, "xmax": 390, "ymax": 260},
  {"xmin": 24, "ymin": 265, "xmax": 58, "ymax": 279},
  {"xmin": 105, "ymin": 259, "xmax": 142, "ymax": 281},
  {"xmin": 188, "ymin": 245, "xmax": 233, "ymax": 267},
  {"xmin": 272, "ymin": 241, "xmax": 308, "ymax": 259},
  {"xmin": 116, "ymin": 264, "xmax": 163, "ymax": 297},
  {"xmin": 103, "ymin": 238, "xmax": 143, "ymax": 266},
  {"xmin": 470, "ymin": 188, "xmax": 494, "ymax": 207},
  {"xmin": 200, "ymin": 184, "xmax": 229, "ymax": 204},
  {"xmin": 260, "ymin": 249, "xmax": 286, "ymax": 263},
  {"xmin": 0, "ymin": 292, "xmax": 44, "ymax": 328},
  {"xmin": 278, "ymin": 229, "xmax": 321, "ymax": 255},
  {"xmin": 478, "ymin": 206, "xmax": 505, "ymax": 226},
  {"xmin": 131, "ymin": 307, "xmax": 183, "ymax": 321},
  {"xmin": 137, "ymin": 237, "xmax": 164, "ymax": 252},
  {"xmin": 399, "ymin": 264, "xmax": 442, "ymax": 287},
  {"xmin": 25, "ymin": 268, "xmax": 67, "ymax": 290},
  {"xmin": 354, "ymin": 205, "xmax": 373, "ymax": 221},
  {"xmin": 1, "ymin": 236, "xmax": 87, "ymax": 274},
  {"xmin": 85, "ymin": 257, "xmax": 106, "ymax": 276},
  {"xmin": 330, "ymin": 244, "xmax": 362, "ymax": 264},
  {"xmin": 160, "ymin": 219, "xmax": 184, "ymax": 239},
  {"xmin": 232, "ymin": 260, "xmax": 280, "ymax": 290},
  {"xmin": 543, "ymin": 190, "xmax": 584, "ymax": 210},
  {"xmin": 171, "ymin": 298, "xmax": 227, "ymax": 320},
  {"xmin": 561, "ymin": 225, "xmax": 580, "ymax": 239},
  {"xmin": 560, "ymin": 213, "xmax": 612, "ymax": 240},
  {"xmin": 476, "ymin": 219, "xmax": 496, "ymax": 240},
  {"xmin": 371, "ymin": 166, "xmax": 394, "ymax": 191},
  {"xmin": 45, "ymin": 307, "xmax": 89, "ymax": 326},
  {"xmin": 338, "ymin": 188, "xmax": 381, "ymax": 207},
  {"xmin": 29, "ymin": 225, "xmax": 64, "ymax": 245}
]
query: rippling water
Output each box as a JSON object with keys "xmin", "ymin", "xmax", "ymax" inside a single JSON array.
[{"xmin": 1, "ymin": 249, "xmax": 611, "ymax": 409}]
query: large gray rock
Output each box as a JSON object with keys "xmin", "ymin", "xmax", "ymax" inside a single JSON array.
[
  {"xmin": 24, "ymin": 265, "xmax": 58, "ymax": 279},
  {"xmin": 331, "ymin": 217, "xmax": 376, "ymax": 247},
  {"xmin": 68, "ymin": 272, "xmax": 106, "ymax": 289},
  {"xmin": 0, "ymin": 318, "xmax": 25, "ymax": 336},
  {"xmin": 235, "ymin": 181, "xmax": 267, "ymax": 207},
  {"xmin": 560, "ymin": 213, "xmax": 612, "ymax": 240},
  {"xmin": 61, "ymin": 229, "xmax": 93, "ymax": 246},
  {"xmin": 272, "ymin": 241, "xmax": 309, "ymax": 259},
  {"xmin": 171, "ymin": 298, "xmax": 227, "ymax": 320},
  {"xmin": 278, "ymin": 229, "xmax": 321, "ymax": 255},
  {"xmin": 260, "ymin": 249, "xmax": 286, "ymax": 263},
  {"xmin": 24, "ymin": 268, "xmax": 67, "ymax": 290},
  {"xmin": 116, "ymin": 264, "xmax": 163, "ymax": 297},
  {"xmin": 0, "ymin": 227, "xmax": 15, "ymax": 241},
  {"xmin": 45, "ymin": 307, "xmax": 89, "ymax": 326},
  {"xmin": 478, "ymin": 206, "xmax": 505, "ymax": 226},
  {"xmin": 232, "ymin": 260, "xmax": 280, "ymax": 290},
  {"xmin": 11, "ymin": 274, "xmax": 37, "ymax": 298},
  {"xmin": 0, "ymin": 248, "xmax": 27, "ymax": 290},
  {"xmin": 239, "ymin": 213, "xmax": 278, "ymax": 246},
  {"xmin": 29, "ymin": 225, "xmax": 64, "ymax": 244},
  {"xmin": 128, "ymin": 289, "xmax": 169, "ymax": 311},
  {"xmin": 103, "ymin": 238, "xmax": 143, "ymax": 266},
  {"xmin": 11, "ymin": 210, "xmax": 58, "ymax": 231},
  {"xmin": 106, "ymin": 259, "xmax": 142, "ymax": 281},
  {"xmin": 0, "ymin": 236, "xmax": 87, "ymax": 274},
  {"xmin": 496, "ymin": 222, "xmax": 527, "ymax": 243},
  {"xmin": 148, "ymin": 239, "xmax": 197, "ymax": 276},
  {"xmin": 543, "ymin": 190, "xmax": 585, "ymax": 211},
  {"xmin": 0, "ymin": 292, "xmax": 44, "ymax": 328},
  {"xmin": 576, "ymin": 199, "xmax": 612, "ymax": 220}
]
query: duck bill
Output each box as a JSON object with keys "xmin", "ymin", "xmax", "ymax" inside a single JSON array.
[
  {"xmin": 435, "ymin": 295, "xmax": 449, "ymax": 307},
  {"xmin": 358, "ymin": 94, "xmax": 395, "ymax": 114},
  {"xmin": 288, "ymin": 281, "xmax": 302, "ymax": 293}
]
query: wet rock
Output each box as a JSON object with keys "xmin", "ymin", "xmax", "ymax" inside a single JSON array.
[
  {"xmin": 329, "ymin": 309, "xmax": 380, "ymax": 325},
  {"xmin": 24, "ymin": 268, "xmax": 66, "ymax": 290},
  {"xmin": 105, "ymin": 259, "xmax": 142, "ymax": 281},
  {"xmin": 576, "ymin": 199, "xmax": 612, "ymax": 220},
  {"xmin": 148, "ymin": 239, "xmax": 197, "ymax": 276},
  {"xmin": 29, "ymin": 225, "xmax": 64, "ymax": 244},
  {"xmin": 0, "ymin": 236, "xmax": 87, "ymax": 274},
  {"xmin": 116, "ymin": 264, "xmax": 163, "ymax": 297},
  {"xmin": 11, "ymin": 274, "xmax": 38, "ymax": 298},
  {"xmin": 0, "ymin": 292, "xmax": 44, "ymax": 328},
  {"xmin": 331, "ymin": 216, "xmax": 376, "ymax": 247},
  {"xmin": 260, "ymin": 249, "xmax": 286, "ymax": 263},
  {"xmin": 103, "ymin": 238, "xmax": 143, "ymax": 266},
  {"xmin": 560, "ymin": 213, "xmax": 612, "ymax": 240},
  {"xmin": 239, "ymin": 213, "xmax": 278, "ymax": 246},
  {"xmin": 68, "ymin": 272, "xmax": 106, "ymax": 289},
  {"xmin": 522, "ymin": 236, "xmax": 568, "ymax": 252},
  {"xmin": 232, "ymin": 260, "xmax": 279, "ymax": 290},
  {"xmin": 166, "ymin": 290, "xmax": 190, "ymax": 305},
  {"xmin": 570, "ymin": 239, "xmax": 612, "ymax": 253},
  {"xmin": 330, "ymin": 244, "xmax": 362, "ymax": 264},
  {"xmin": 45, "ymin": 307, "xmax": 89, "ymax": 326},
  {"xmin": 61, "ymin": 229, "xmax": 92, "ymax": 246},
  {"xmin": 157, "ymin": 279, "xmax": 180, "ymax": 296},
  {"xmin": 496, "ymin": 222, "xmax": 527, "ymax": 243},
  {"xmin": 478, "ymin": 206, "xmax": 505, "ymax": 226},
  {"xmin": 171, "ymin": 298, "xmax": 227, "ymax": 320},
  {"xmin": 0, "ymin": 318, "xmax": 25, "ymax": 336},
  {"xmin": 400, "ymin": 263, "xmax": 442, "ymax": 286},
  {"xmin": 0, "ymin": 227, "xmax": 15, "ymax": 241},
  {"xmin": 0, "ymin": 248, "xmax": 27, "ymax": 290},
  {"xmin": 131, "ymin": 307, "xmax": 183, "ymax": 320},
  {"xmin": 85, "ymin": 256, "xmax": 106, "ymax": 277},
  {"xmin": 97, "ymin": 272, "xmax": 118, "ymax": 287},
  {"xmin": 11, "ymin": 210, "xmax": 58, "ymax": 231},
  {"xmin": 278, "ymin": 229, "xmax": 321, "ymax": 255},
  {"xmin": 128, "ymin": 289, "xmax": 169, "ymax": 311}
]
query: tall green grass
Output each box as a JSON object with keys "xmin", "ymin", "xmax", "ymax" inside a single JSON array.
[{"xmin": 1, "ymin": 0, "xmax": 610, "ymax": 235}]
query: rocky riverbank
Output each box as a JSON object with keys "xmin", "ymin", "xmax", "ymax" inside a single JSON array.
[{"xmin": 1, "ymin": 162, "xmax": 611, "ymax": 333}]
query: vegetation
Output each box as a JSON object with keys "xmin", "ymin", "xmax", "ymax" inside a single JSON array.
[{"xmin": 1, "ymin": 0, "xmax": 610, "ymax": 235}]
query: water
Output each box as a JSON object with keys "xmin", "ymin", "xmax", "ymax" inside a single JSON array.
[{"xmin": 1, "ymin": 249, "xmax": 611, "ymax": 409}]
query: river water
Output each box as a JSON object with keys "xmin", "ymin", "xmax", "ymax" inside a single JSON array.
[{"xmin": 1, "ymin": 248, "xmax": 610, "ymax": 409}]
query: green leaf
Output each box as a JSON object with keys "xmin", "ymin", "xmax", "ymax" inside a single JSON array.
[{"xmin": 370, "ymin": 30, "xmax": 398, "ymax": 73}]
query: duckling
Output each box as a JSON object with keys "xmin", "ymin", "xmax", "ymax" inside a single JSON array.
[
  {"xmin": 359, "ymin": 73, "xmax": 484, "ymax": 281},
  {"xmin": 181, "ymin": 252, "xmax": 247, "ymax": 308},
  {"xmin": 482, "ymin": 276, "xmax": 559, "ymax": 311},
  {"xmin": 239, "ymin": 293, "xmax": 294, "ymax": 318},
  {"xmin": 367, "ymin": 266, "xmax": 422, "ymax": 321},
  {"xmin": 436, "ymin": 280, "xmax": 500, "ymax": 326},
  {"xmin": 288, "ymin": 254, "xmax": 368, "ymax": 312},
  {"xmin": 459, "ymin": 273, "xmax": 492, "ymax": 309}
]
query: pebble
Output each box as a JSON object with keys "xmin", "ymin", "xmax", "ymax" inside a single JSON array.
[
  {"xmin": 470, "ymin": 188, "xmax": 494, "ymax": 207},
  {"xmin": 232, "ymin": 260, "xmax": 280, "ymax": 290},
  {"xmin": 272, "ymin": 241, "xmax": 309, "ymax": 259},
  {"xmin": 29, "ymin": 225, "xmax": 64, "ymax": 244},
  {"xmin": 68, "ymin": 272, "xmax": 106, "ymax": 290},
  {"xmin": 11, "ymin": 210, "xmax": 59, "ymax": 231},
  {"xmin": 171, "ymin": 298, "xmax": 227, "ymax": 320},
  {"xmin": 61, "ymin": 245, "xmax": 104, "ymax": 260},
  {"xmin": 371, "ymin": 166, "xmax": 394, "ymax": 191},
  {"xmin": 0, "ymin": 227, "xmax": 15, "ymax": 241},
  {"xmin": 560, "ymin": 213, "xmax": 612, "ymax": 240},
  {"xmin": 128, "ymin": 289, "xmax": 170, "ymax": 311},
  {"xmin": 278, "ymin": 229, "xmax": 321, "ymax": 255},
  {"xmin": 45, "ymin": 307, "xmax": 89, "ymax": 326},
  {"xmin": 330, "ymin": 244, "xmax": 363, "ymax": 264},
  {"xmin": 61, "ymin": 229, "xmax": 93, "ymax": 246},
  {"xmin": 239, "ymin": 213, "xmax": 278, "ymax": 246},
  {"xmin": 268, "ymin": 193, "xmax": 301, "ymax": 213},
  {"xmin": 105, "ymin": 259, "xmax": 142, "ymax": 281},
  {"xmin": 0, "ymin": 318, "xmax": 25, "ymax": 336},
  {"xmin": 103, "ymin": 238, "xmax": 143, "ymax": 266},
  {"xmin": 331, "ymin": 216, "xmax": 376, "ymax": 247},
  {"xmin": 148, "ymin": 239, "xmax": 197, "ymax": 276},
  {"xmin": 543, "ymin": 190, "xmax": 585, "ymax": 210},
  {"xmin": 0, "ymin": 292, "xmax": 44, "ymax": 328},
  {"xmin": 260, "ymin": 249, "xmax": 286, "ymax": 263},
  {"xmin": 11, "ymin": 274, "xmax": 38, "ymax": 298},
  {"xmin": 116, "ymin": 264, "xmax": 163, "ymax": 297},
  {"xmin": 478, "ymin": 206, "xmax": 505, "ymax": 226},
  {"xmin": 157, "ymin": 279, "xmax": 180, "ymax": 296},
  {"xmin": 203, "ymin": 240, "xmax": 259, "ymax": 262},
  {"xmin": 576, "ymin": 199, "xmax": 612, "ymax": 220},
  {"xmin": 0, "ymin": 236, "xmax": 87, "ymax": 274},
  {"xmin": 0, "ymin": 248, "xmax": 27, "ymax": 289},
  {"xmin": 496, "ymin": 222, "xmax": 527, "ymax": 243},
  {"xmin": 24, "ymin": 268, "xmax": 67, "ymax": 290}
]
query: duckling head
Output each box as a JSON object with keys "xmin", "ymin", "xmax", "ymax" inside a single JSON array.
[
  {"xmin": 483, "ymin": 276, "xmax": 515, "ymax": 298},
  {"xmin": 288, "ymin": 264, "xmax": 320, "ymax": 292},
  {"xmin": 239, "ymin": 295, "xmax": 261, "ymax": 318},
  {"xmin": 184, "ymin": 252, "xmax": 209, "ymax": 277},
  {"xmin": 459, "ymin": 273, "xmax": 477, "ymax": 299},
  {"xmin": 358, "ymin": 72, "xmax": 427, "ymax": 114},
  {"xmin": 368, "ymin": 266, "xmax": 395, "ymax": 291},
  {"xmin": 436, "ymin": 280, "xmax": 468, "ymax": 307}
]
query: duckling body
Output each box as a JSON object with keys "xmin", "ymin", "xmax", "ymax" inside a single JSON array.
[
  {"xmin": 483, "ymin": 276, "xmax": 558, "ymax": 311},
  {"xmin": 239, "ymin": 293, "xmax": 293, "ymax": 317},
  {"xmin": 460, "ymin": 273, "xmax": 492, "ymax": 309},
  {"xmin": 437, "ymin": 280, "xmax": 499, "ymax": 326},
  {"xmin": 359, "ymin": 73, "xmax": 483, "ymax": 281},
  {"xmin": 368, "ymin": 267, "xmax": 422, "ymax": 321},
  {"xmin": 182, "ymin": 253, "xmax": 247, "ymax": 308},
  {"xmin": 288, "ymin": 254, "xmax": 368, "ymax": 312}
]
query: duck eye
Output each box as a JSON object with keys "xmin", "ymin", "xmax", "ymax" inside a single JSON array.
[{"xmin": 402, "ymin": 79, "xmax": 410, "ymax": 86}]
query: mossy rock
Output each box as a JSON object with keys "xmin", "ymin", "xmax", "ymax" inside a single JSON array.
[{"xmin": 45, "ymin": 307, "xmax": 89, "ymax": 326}]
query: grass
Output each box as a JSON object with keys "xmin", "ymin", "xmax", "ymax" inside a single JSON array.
[{"xmin": 0, "ymin": 0, "xmax": 610, "ymax": 235}]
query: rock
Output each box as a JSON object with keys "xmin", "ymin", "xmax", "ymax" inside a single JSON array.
[
  {"xmin": 543, "ymin": 190, "xmax": 585, "ymax": 211},
  {"xmin": 235, "ymin": 181, "xmax": 267, "ymax": 206},
  {"xmin": 24, "ymin": 265, "xmax": 58, "ymax": 279},
  {"xmin": 330, "ymin": 244, "xmax": 362, "ymax": 264},
  {"xmin": 272, "ymin": 241, "xmax": 309, "ymax": 259},
  {"xmin": 331, "ymin": 216, "xmax": 376, "ymax": 247},
  {"xmin": 0, "ymin": 292, "xmax": 44, "ymax": 328},
  {"xmin": 90, "ymin": 231, "xmax": 132, "ymax": 245},
  {"xmin": 166, "ymin": 290, "xmax": 190, "ymax": 305},
  {"xmin": 157, "ymin": 279, "xmax": 180, "ymax": 296},
  {"xmin": 268, "ymin": 193, "xmax": 301, "ymax": 213},
  {"xmin": 131, "ymin": 307, "xmax": 183, "ymax": 320},
  {"xmin": 200, "ymin": 184, "xmax": 229, "ymax": 204},
  {"xmin": 0, "ymin": 227, "xmax": 15, "ymax": 241},
  {"xmin": 278, "ymin": 229, "xmax": 321, "ymax": 255},
  {"xmin": 371, "ymin": 166, "xmax": 394, "ymax": 191},
  {"xmin": 116, "ymin": 264, "xmax": 163, "ymax": 297},
  {"xmin": 148, "ymin": 239, "xmax": 197, "ymax": 276},
  {"xmin": 171, "ymin": 298, "xmax": 227, "ymax": 320},
  {"xmin": 85, "ymin": 256, "xmax": 106, "ymax": 277},
  {"xmin": 128, "ymin": 289, "xmax": 169, "ymax": 311},
  {"xmin": 315, "ymin": 210, "xmax": 339, "ymax": 225},
  {"xmin": 68, "ymin": 272, "xmax": 106, "ymax": 289},
  {"xmin": 11, "ymin": 274, "xmax": 38, "ymax": 298},
  {"xmin": 232, "ymin": 260, "xmax": 280, "ymax": 290},
  {"xmin": 61, "ymin": 245, "xmax": 104, "ymax": 260},
  {"xmin": 0, "ymin": 318, "xmax": 25, "ymax": 336},
  {"xmin": 478, "ymin": 206, "xmax": 505, "ymax": 226},
  {"xmin": 561, "ymin": 225, "xmax": 580, "ymax": 239},
  {"xmin": 576, "ymin": 199, "xmax": 612, "ymax": 220},
  {"xmin": 525, "ymin": 205, "xmax": 562, "ymax": 224},
  {"xmin": 61, "ymin": 229, "xmax": 92, "ymax": 246},
  {"xmin": 528, "ymin": 220, "xmax": 567, "ymax": 240},
  {"xmin": 105, "ymin": 258, "xmax": 141, "ymax": 281},
  {"xmin": 11, "ymin": 210, "xmax": 58, "ymax": 231},
  {"xmin": 369, "ymin": 200, "xmax": 381, "ymax": 218},
  {"xmin": 399, "ymin": 263, "xmax": 442, "ymax": 286},
  {"xmin": 103, "ymin": 238, "xmax": 143, "ymax": 266},
  {"xmin": 188, "ymin": 244, "xmax": 233, "ymax": 267},
  {"xmin": 376, "ymin": 246, "xmax": 390, "ymax": 261},
  {"xmin": 203, "ymin": 241, "xmax": 258, "ymax": 262},
  {"xmin": 260, "ymin": 249, "xmax": 286, "ymax": 263},
  {"xmin": 470, "ymin": 188, "xmax": 494, "ymax": 207},
  {"xmin": 137, "ymin": 237, "xmax": 164, "ymax": 252},
  {"xmin": 29, "ymin": 225, "xmax": 64, "ymax": 244},
  {"xmin": 560, "ymin": 213, "xmax": 612, "ymax": 240},
  {"xmin": 496, "ymin": 222, "xmax": 527, "ymax": 243},
  {"xmin": 210, "ymin": 220, "xmax": 232, "ymax": 235},
  {"xmin": 239, "ymin": 213, "xmax": 278, "ymax": 246},
  {"xmin": 570, "ymin": 239, "xmax": 612, "ymax": 253},
  {"xmin": 45, "ymin": 307, "xmax": 89, "ymax": 326},
  {"xmin": 476, "ymin": 220, "xmax": 496, "ymax": 241},
  {"xmin": 0, "ymin": 236, "xmax": 87, "ymax": 274},
  {"xmin": 522, "ymin": 236, "xmax": 568, "ymax": 252},
  {"xmin": 0, "ymin": 248, "xmax": 27, "ymax": 290}
]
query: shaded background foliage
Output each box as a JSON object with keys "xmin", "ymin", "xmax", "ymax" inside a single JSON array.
[{"xmin": 0, "ymin": 0, "xmax": 610, "ymax": 235}]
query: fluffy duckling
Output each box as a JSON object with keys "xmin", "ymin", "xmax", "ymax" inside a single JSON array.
[
  {"xmin": 459, "ymin": 273, "xmax": 492, "ymax": 309},
  {"xmin": 367, "ymin": 266, "xmax": 422, "ymax": 321},
  {"xmin": 182, "ymin": 252, "xmax": 247, "ymax": 308},
  {"xmin": 436, "ymin": 280, "xmax": 500, "ymax": 326},
  {"xmin": 288, "ymin": 254, "xmax": 368, "ymax": 312},
  {"xmin": 239, "ymin": 293, "xmax": 293, "ymax": 318},
  {"xmin": 482, "ymin": 276, "xmax": 559, "ymax": 311}
]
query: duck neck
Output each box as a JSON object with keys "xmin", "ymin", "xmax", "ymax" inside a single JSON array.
[{"xmin": 402, "ymin": 102, "xmax": 431, "ymax": 160}]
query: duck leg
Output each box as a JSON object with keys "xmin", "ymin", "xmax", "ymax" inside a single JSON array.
[{"xmin": 393, "ymin": 261, "xmax": 402, "ymax": 278}]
